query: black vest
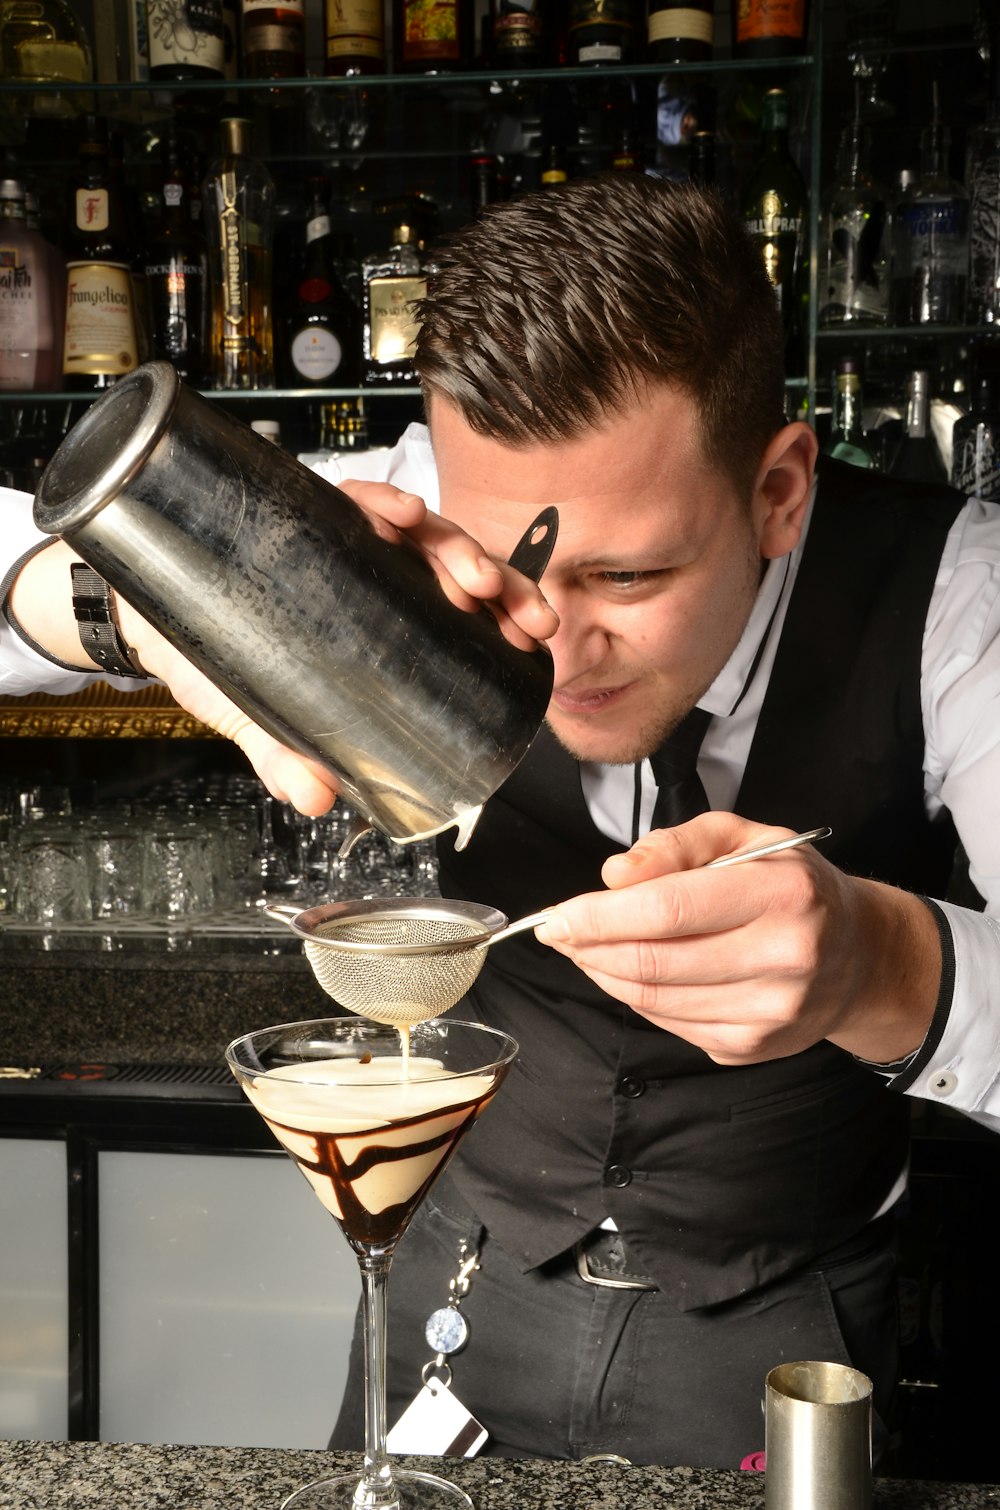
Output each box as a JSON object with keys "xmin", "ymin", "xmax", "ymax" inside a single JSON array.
[{"xmin": 437, "ymin": 459, "xmax": 966, "ymax": 1311}]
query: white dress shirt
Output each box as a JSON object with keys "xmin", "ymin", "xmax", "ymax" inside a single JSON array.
[{"xmin": 4, "ymin": 423, "xmax": 1000, "ymax": 1132}]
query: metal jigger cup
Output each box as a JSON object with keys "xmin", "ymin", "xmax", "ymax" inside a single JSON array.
[{"xmin": 765, "ymin": 1360, "xmax": 873, "ymax": 1510}]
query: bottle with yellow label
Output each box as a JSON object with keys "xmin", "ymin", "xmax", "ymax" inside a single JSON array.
[
  {"xmin": 61, "ymin": 115, "xmax": 140, "ymax": 393},
  {"xmin": 361, "ymin": 216, "xmax": 426, "ymax": 387},
  {"xmin": 324, "ymin": 0, "xmax": 386, "ymax": 75},
  {"xmin": 202, "ymin": 117, "xmax": 275, "ymax": 390}
]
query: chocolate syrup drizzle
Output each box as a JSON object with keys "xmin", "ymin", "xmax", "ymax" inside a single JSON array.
[{"xmin": 270, "ymin": 1090, "xmax": 495, "ymax": 1250}]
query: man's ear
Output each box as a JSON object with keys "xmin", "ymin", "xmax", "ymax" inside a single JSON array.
[{"xmin": 752, "ymin": 422, "xmax": 819, "ymax": 560}]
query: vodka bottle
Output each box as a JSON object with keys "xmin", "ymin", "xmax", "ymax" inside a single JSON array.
[
  {"xmin": 890, "ymin": 90, "xmax": 968, "ymax": 326},
  {"xmin": 818, "ymin": 117, "xmax": 889, "ymax": 327}
]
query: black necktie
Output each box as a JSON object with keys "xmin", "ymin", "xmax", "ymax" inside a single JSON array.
[{"xmin": 649, "ymin": 705, "xmax": 712, "ymax": 830}]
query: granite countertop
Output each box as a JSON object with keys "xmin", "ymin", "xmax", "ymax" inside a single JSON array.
[{"xmin": 0, "ymin": 1441, "xmax": 998, "ymax": 1510}]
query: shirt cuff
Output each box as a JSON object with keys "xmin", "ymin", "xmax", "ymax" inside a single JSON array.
[{"xmin": 851, "ymin": 897, "xmax": 953, "ymax": 1086}]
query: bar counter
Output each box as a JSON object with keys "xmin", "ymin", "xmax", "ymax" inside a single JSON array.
[{"xmin": 1, "ymin": 1440, "xmax": 999, "ymax": 1510}]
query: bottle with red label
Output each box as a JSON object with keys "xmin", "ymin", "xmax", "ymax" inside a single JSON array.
[{"xmin": 732, "ymin": 0, "xmax": 809, "ymax": 58}]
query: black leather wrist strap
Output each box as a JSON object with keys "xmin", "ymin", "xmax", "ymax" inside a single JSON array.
[{"xmin": 70, "ymin": 562, "xmax": 148, "ymax": 679}]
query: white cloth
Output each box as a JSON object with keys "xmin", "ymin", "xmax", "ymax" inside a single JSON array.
[{"xmin": 4, "ymin": 427, "xmax": 1000, "ymax": 1132}]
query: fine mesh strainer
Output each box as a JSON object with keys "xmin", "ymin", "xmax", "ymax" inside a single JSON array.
[{"xmin": 265, "ymin": 898, "xmax": 551, "ymax": 1025}]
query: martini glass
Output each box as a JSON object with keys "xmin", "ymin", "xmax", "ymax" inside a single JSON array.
[{"xmin": 226, "ymin": 1015, "xmax": 517, "ymax": 1510}]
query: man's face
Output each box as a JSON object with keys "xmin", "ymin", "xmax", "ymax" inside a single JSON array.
[{"xmin": 431, "ymin": 385, "xmax": 780, "ymax": 767}]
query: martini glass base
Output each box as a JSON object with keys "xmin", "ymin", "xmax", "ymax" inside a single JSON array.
[{"xmin": 281, "ymin": 1468, "xmax": 474, "ymax": 1510}]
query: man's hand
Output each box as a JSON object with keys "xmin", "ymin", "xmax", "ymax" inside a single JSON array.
[
  {"xmin": 341, "ymin": 480, "xmax": 559, "ymax": 652},
  {"xmin": 535, "ymin": 812, "xmax": 943, "ymax": 1067}
]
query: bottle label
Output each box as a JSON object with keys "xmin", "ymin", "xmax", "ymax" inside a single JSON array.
[
  {"xmin": 63, "ymin": 262, "xmax": 138, "ymax": 377},
  {"xmin": 325, "ymin": 0, "xmax": 385, "ymax": 54},
  {"xmin": 220, "ymin": 199, "xmax": 248, "ymax": 327},
  {"xmin": 243, "ymin": 0, "xmax": 305, "ymax": 12},
  {"xmin": 148, "ymin": 0, "xmax": 225, "ymax": 71},
  {"xmin": 494, "ymin": 0, "xmax": 543, "ymax": 50},
  {"xmin": 736, "ymin": 0, "xmax": 806, "ymax": 44},
  {"xmin": 403, "ymin": 0, "xmax": 460, "ymax": 61},
  {"xmin": 307, "ymin": 215, "xmax": 332, "ymax": 244},
  {"xmin": 0, "ymin": 246, "xmax": 38, "ymax": 353},
  {"xmin": 291, "ymin": 326, "xmax": 344, "ymax": 380},
  {"xmin": 569, "ymin": 0, "xmax": 632, "ymax": 35},
  {"xmin": 899, "ymin": 201, "xmax": 969, "ymax": 277},
  {"xmin": 75, "ymin": 188, "xmax": 109, "ymax": 235},
  {"xmin": 369, "ymin": 274, "xmax": 426, "ymax": 365},
  {"xmin": 648, "ymin": 8, "xmax": 713, "ymax": 44}
]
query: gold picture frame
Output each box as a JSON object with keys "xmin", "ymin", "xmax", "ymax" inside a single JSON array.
[{"xmin": 0, "ymin": 684, "xmax": 216, "ymax": 739}]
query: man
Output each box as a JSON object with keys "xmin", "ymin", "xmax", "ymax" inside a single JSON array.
[{"xmin": 2, "ymin": 176, "xmax": 999, "ymax": 1467}]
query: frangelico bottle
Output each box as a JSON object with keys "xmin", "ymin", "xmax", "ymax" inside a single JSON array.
[
  {"xmin": 203, "ymin": 117, "xmax": 275, "ymax": 389},
  {"xmin": 741, "ymin": 88, "xmax": 808, "ymax": 376},
  {"xmin": 61, "ymin": 115, "xmax": 140, "ymax": 392}
]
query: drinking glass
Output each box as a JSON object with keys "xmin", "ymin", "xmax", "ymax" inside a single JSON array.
[{"xmin": 226, "ymin": 1015, "xmax": 517, "ymax": 1510}]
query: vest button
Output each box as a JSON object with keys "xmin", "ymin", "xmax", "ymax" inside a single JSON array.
[
  {"xmin": 617, "ymin": 1076, "xmax": 646, "ymax": 1098},
  {"xmin": 605, "ymin": 1164, "xmax": 633, "ymax": 1188}
]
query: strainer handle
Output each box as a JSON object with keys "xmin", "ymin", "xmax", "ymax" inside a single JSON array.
[
  {"xmin": 262, "ymin": 903, "xmax": 303, "ymax": 927},
  {"xmin": 488, "ymin": 909, "xmax": 553, "ymax": 945}
]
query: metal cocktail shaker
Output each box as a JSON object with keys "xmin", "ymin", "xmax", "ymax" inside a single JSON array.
[{"xmin": 33, "ymin": 362, "xmax": 555, "ymax": 848}]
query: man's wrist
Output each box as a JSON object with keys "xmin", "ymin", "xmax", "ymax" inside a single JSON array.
[{"xmin": 70, "ymin": 563, "xmax": 148, "ymax": 679}]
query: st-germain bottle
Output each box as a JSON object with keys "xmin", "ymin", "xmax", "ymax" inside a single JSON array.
[
  {"xmin": 144, "ymin": 129, "xmax": 208, "ymax": 383},
  {"xmin": 203, "ymin": 117, "xmax": 275, "ymax": 389},
  {"xmin": 741, "ymin": 87, "xmax": 808, "ymax": 376},
  {"xmin": 147, "ymin": 0, "xmax": 226, "ymax": 79},
  {"xmin": 890, "ymin": 92, "xmax": 969, "ymax": 326},
  {"xmin": 61, "ymin": 115, "xmax": 141, "ymax": 392},
  {"xmin": 0, "ymin": 175, "xmax": 64, "ymax": 392},
  {"xmin": 951, "ymin": 372, "xmax": 1000, "ymax": 500},
  {"xmin": 818, "ymin": 116, "xmax": 889, "ymax": 327},
  {"xmin": 361, "ymin": 214, "xmax": 426, "ymax": 387},
  {"xmin": 280, "ymin": 175, "xmax": 359, "ymax": 387},
  {"xmin": 824, "ymin": 359, "xmax": 877, "ymax": 469},
  {"xmin": 647, "ymin": 0, "xmax": 713, "ymax": 63},
  {"xmin": 241, "ymin": 0, "xmax": 306, "ymax": 76}
]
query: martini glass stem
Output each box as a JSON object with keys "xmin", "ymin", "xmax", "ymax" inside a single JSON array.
[{"xmin": 355, "ymin": 1251, "xmax": 399, "ymax": 1510}]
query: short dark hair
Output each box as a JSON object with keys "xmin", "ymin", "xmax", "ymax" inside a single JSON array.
[{"xmin": 415, "ymin": 173, "xmax": 787, "ymax": 497}]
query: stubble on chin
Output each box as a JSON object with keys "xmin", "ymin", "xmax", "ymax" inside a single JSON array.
[{"xmin": 544, "ymin": 699, "xmax": 703, "ymax": 768}]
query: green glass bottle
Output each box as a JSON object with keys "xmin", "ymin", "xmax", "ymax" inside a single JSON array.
[
  {"xmin": 824, "ymin": 359, "xmax": 878, "ymax": 469},
  {"xmin": 741, "ymin": 87, "xmax": 808, "ymax": 377}
]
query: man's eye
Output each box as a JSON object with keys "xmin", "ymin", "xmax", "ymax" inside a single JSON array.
[{"xmin": 600, "ymin": 570, "xmax": 652, "ymax": 588}]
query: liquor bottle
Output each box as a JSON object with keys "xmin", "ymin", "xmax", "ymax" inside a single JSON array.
[
  {"xmin": 60, "ymin": 115, "xmax": 141, "ymax": 393},
  {"xmin": 469, "ymin": 154, "xmax": 501, "ymax": 219},
  {"xmin": 732, "ymin": 0, "xmax": 808, "ymax": 58},
  {"xmin": 540, "ymin": 143, "xmax": 569, "ymax": 188},
  {"xmin": 489, "ymin": 0, "xmax": 547, "ymax": 66},
  {"xmin": 688, "ymin": 129, "xmax": 716, "ymax": 186},
  {"xmin": 279, "ymin": 175, "xmax": 359, "ymax": 388},
  {"xmin": 951, "ymin": 372, "xmax": 1000, "ymax": 500},
  {"xmin": 250, "ymin": 417, "xmax": 282, "ymax": 444},
  {"xmin": 242, "ymin": 0, "xmax": 306, "ymax": 77},
  {"xmin": 0, "ymin": 1, "xmax": 92, "ymax": 99},
  {"xmin": 0, "ymin": 176, "xmax": 64, "ymax": 392},
  {"xmin": 968, "ymin": 41, "xmax": 1000, "ymax": 325},
  {"xmin": 323, "ymin": 0, "xmax": 385, "ymax": 74},
  {"xmin": 0, "ymin": 401, "xmax": 65, "ymax": 490},
  {"xmin": 394, "ymin": 0, "xmax": 472, "ymax": 71},
  {"xmin": 823, "ymin": 359, "xmax": 877, "ymax": 469},
  {"xmin": 818, "ymin": 115, "xmax": 889, "ymax": 328},
  {"xmin": 888, "ymin": 370, "xmax": 947, "ymax": 484},
  {"xmin": 202, "ymin": 117, "xmax": 275, "ymax": 390},
  {"xmin": 890, "ymin": 88, "xmax": 969, "ymax": 326},
  {"xmin": 297, "ymin": 397, "xmax": 372, "ymax": 465},
  {"xmin": 647, "ymin": 0, "xmax": 713, "ymax": 63},
  {"xmin": 611, "ymin": 127, "xmax": 642, "ymax": 173},
  {"xmin": 147, "ymin": 0, "xmax": 226, "ymax": 80},
  {"xmin": 361, "ymin": 214, "xmax": 426, "ymax": 387},
  {"xmin": 144, "ymin": 130, "xmax": 208, "ymax": 384},
  {"xmin": 741, "ymin": 87, "xmax": 808, "ymax": 377},
  {"xmin": 566, "ymin": 0, "xmax": 635, "ymax": 65}
]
